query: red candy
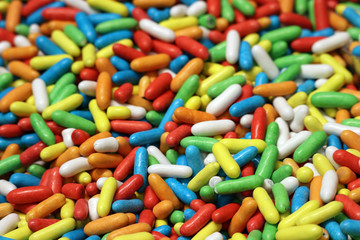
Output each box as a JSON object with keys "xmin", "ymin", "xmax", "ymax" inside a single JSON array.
[
  {"xmin": 6, "ymin": 186, "xmax": 53, "ymax": 204},
  {"xmin": 61, "ymin": 183, "xmax": 85, "ymax": 200},
  {"xmin": 74, "ymin": 198, "xmax": 89, "ymax": 221},
  {"xmin": 175, "ymin": 36, "xmax": 209, "ymax": 60},
  {"xmin": 152, "ymin": 40, "xmax": 183, "ymax": 59},
  {"xmin": 28, "ymin": 218, "xmax": 60, "ymax": 232},
  {"xmin": 114, "ymin": 174, "xmax": 144, "ymax": 201},
  {"xmin": 71, "ymin": 129, "xmax": 90, "ymax": 145},
  {"xmin": 114, "ymin": 83, "xmax": 133, "ymax": 103}
]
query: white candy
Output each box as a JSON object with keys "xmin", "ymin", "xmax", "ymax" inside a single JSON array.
[
  {"xmin": 94, "ymin": 137, "xmax": 119, "ymax": 152},
  {"xmin": 14, "ymin": 35, "xmax": 31, "ymax": 47},
  {"xmin": 203, "ymin": 153, "xmax": 217, "ymax": 165},
  {"xmin": 278, "ymin": 131, "xmax": 312, "ymax": 159},
  {"xmin": 64, "ymin": 0, "xmax": 98, "ymax": 14},
  {"xmin": 191, "ymin": 119, "xmax": 236, "ymax": 136},
  {"xmin": 199, "ymin": 26, "xmax": 210, "ymax": 38},
  {"xmin": 320, "ymin": 170, "xmax": 338, "ymax": 203},
  {"xmin": 240, "ymin": 114, "xmax": 253, "ymax": 129},
  {"xmin": 325, "ymin": 146, "xmax": 341, "ymax": 170},
  {"xmin": 78, "ymin": 80, "xmax": 97, "ymax": 96},
  {"xmin": 205, "ymin": 232, "xmax": 223, "ymax": 240},
  {"xmin": 276, "ymin": 117, "xmax": 290, "ymax": 146},
  {"xmin": 32, "ymin": 78, "xmax": 49, "ymax": 113},
  {"xmin": 290, "ymin": 105, "xmax": 309, "ymax": 132},
  {"xmin": 0, "ymin": 213, "xmax": 19, "ymax": 235},
  {"xmin": 61, "ymin": 128, "xmax": 75, "ymax": 148},
  {"xmin": 209, "ymin": 176, "xmax": 223, "ymax": 188},
  {"xmin": 147, "ymin": 164, "xmax": 193, "ymax": 178},
  {"xmin": 323, "ymin": 122, "xmax": 360, "ymax": 136},
  {"xmin": 206, "ymin": 84, "xmax": 242, "ymax": 116},
  {"xmin": 111, "ymin": 100, "xmax": 146, "ymax": 120},
  {"xmin": 273, "ymin": 97, "xmax": 294, "ymax": 121},
  {"xmin": 59, "ymin": 157, "xmax": 94, "ymax": 177},
  {"xmin": 29, "ymin": 24, "xmax": 40, "ymax": 34},
  {"xmin": 170, "ymin": 4, "xmax": 188, "ymax": 18},
  {"xmin": 280, "ymin": 176, "xmax": 299, "ymax": 195},
  {"xmin": 226, "ymin": 30, "xmax": 240, "ymax": 64},
  {"xmin": 158, "ymin": 68, "xmax": 176, "ymax": 78},
  {"xmin": 147, "ymin": 145, "xmax": 171, "ymax": 164},
  {"xmin": 300, "ymin": 64, "xmax": 334, "ymax": 79},
  {"xmin": 312, "ymin": 31, "xmax": 351, "ymax": 54},
  {"xmin": 0, "ymin": 180, "xmax": 16, "ymax": 196},
  {"xmin": 0, "ymin": 67, "xmax": 9, "ymax": 74},
  {"xmin": 139, "ymin": 19, "xmax": 176, "ymax": 42},
  {"xmin": 315, "ymin": 78, "xmax": 328, "ymax": 88},
  {"xmin": 187, "ymin": 1, "xmax": 207, "ymax": 17},
  {"xmin": 88, "ymin": 197, "xmax": 100, "ymax": 221},
  {"xmin": 96, "ymin": 177, "xmax": 122, "ymax": 190},
  {"xmin": 263, "ymin": 178, "xmax": 274, "ymax": 194},
  {"xmin": 252, "ymin": 45, "xmax": 279, "ymax": 79},
  {"xmin": 0, "ymin": 41, "xmax": 11, "ymax": 54}
]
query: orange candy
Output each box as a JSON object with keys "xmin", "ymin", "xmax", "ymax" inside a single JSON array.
[
  {"xmin": 5, "ymin": 0, "xmax": 22, "ymax": 32},
  {"xmin": 8, "ymin": 61, "xmax": 40, "ymax": 82},
  {"xmin": 340, "ymin": 130, "xmax": 360, "ymax": 151},
  {"xmin": 174, "ymin": 107, "xmax": 216, "ymax": 124},
  {"xmin": 0, "ymin": 82, "xmax": 33, "ymax": 112},
  {"xmin": 84, "ymin": 213, "xmax": 129, "ymax": 236},
  {"xmin": 130, "ymin": 54, "xmax": 171, "ymax": 72},
  {"xmin": 170, "ymin": 58, "xmax": 203, "ymax": 92},
  {"xmin": 96, "ymin": 72, "xmax": 112, "ymax": 111},
  {"xmin": 253, "ymin": 82, "xmax": 297, "ymax": 97}
]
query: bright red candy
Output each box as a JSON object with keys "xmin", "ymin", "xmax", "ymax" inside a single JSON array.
[
  {"xmin": 74, "ymin": 198, "xmax": 89, "ymax": 221},
  {"xmin": 175, "ymin": 36, "xmax": 209, "ymax": 60},
  {"xmin": 164, "ymin": 121, "xmax": 178, "ymax": 133},
  {"xmin": 18, "ymin": 117, "xmax": 33, "ymax": 132},
  {"xmin": 0, "ymin": 124, "xmax": 23, "ymax": 138},
  {"xmin": 114, "ymin": 147, "xmax": 139, "ymax": 181},
  {"xmin": 47, "ymin": 167, "xmax": 63, "ymax": 194},
  {"xmin": 85, "ymin": 182, "xmax": 99, "ymax": 196},
  {"xmin": 333, "ymin": 150, "xmax": 360, "ymax": 174},
  {"xmin": 111, "ymin": 120, "xmax": 152, "ymax": 134},
  {"xmin": 6, "ymin": 186, "xmax": 53, "ymax": 204},
  {"xmin": 113, "ymin": 43, "xmax": 146, "ymax": 61},
  {"xmin": 290, "ymin": 36, "xmax": 326, "ymax": 52},
  {"xmin": 41, "ymin": 7, "xmax": 80, "ymax": 21},
  {"xmin": 314, "ymin": 0, "xmax": 330, "ymax": 30},
  {"xmin": 247, "ymin": 210, "xmax": 266, "ymax": 232},
  {"xmin": 133, "ymin": 30, "xmax": 152, "ymax": 53},
  {"xmin": 138, "ymin": 209, "xmax": 156, "ymax": 227},
  {"xmin": 114, "ymin": 83, "xmax": 133, "ymax": 103},
  {"xmin": 152, "ymin": 40, "xmax": 183, "ymax": 59},
  {"xmin": 152, "ymin": 90, "xmax": 175, "ymax": 112},
  {"xmin": 80, "ymin": 68, "xmax": 99, "ymax": 81},
  {"xmin": 225, "ymin": 19, "xmax": 261, "ymax": 37},
  {"xmin": 208, "ymin": 30, "xmax": 226, "ymax": 44},
  {"xmin": 71, "ymin": 129, "xmax": 90, "ymax": 145},
  {"xmin": 207, "ymin": 0, "xmax": 221, "ymax": 18},
  {"xmin": 20, "ymin": 141, "xmax": 47, "ymax": 166},
  {"xmin": 279, "ymin": 13, "xmax": 313, "ymax": 30},
  {"xmin": 132, "ymin": 7, "xmax": 150, "ymax": 21},
  {"xmin": 21, "ymin": 0, "xmax": 53, "ymax": 17},
  {"xmin": 212, "ymin": 203, "xmax": 241, "ymax": 223},
  {"xmin": 335, "ymin": 194, "xmax": 360, "ymax": 220},
  {"xmin": 166, "ymin": 124, "xmax": 192, "ymax": 147},
  {"xmin": 251, "ymin": 107, "xmax": 267, "ymax": 140},
  {"xmin": 114, "ymin": 174, "xmax": 143, "ymax": 201},
  {"xmin": 254, "ymin": 2, "xmax": 280, "ymax": 18},
  {"xmin": 143, "ymin": 185, "xmax": 159, "ymax": 210},
  {"xmin": 28, "ymin": 218, "xmax": 60, "ymax": 232},
  {"xmin": 144, "ymin": 72, "xmax": 172, "ymax": 100},
  {"xmin": 61, "ymin": 183, "xmax": 85, "ymax": 200}
]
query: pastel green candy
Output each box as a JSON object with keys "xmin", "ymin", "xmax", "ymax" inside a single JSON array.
[
  {"xmin": 207, "ymin": 75, "xmax": 245, "ymax": 98},
  {"xmin": 341, "ymin": 118, "xmax": 360, "ymax": 128},
  {"xmin": 198, "ymin": 14, "xmax": 216, "ymax": 29},
  {"xmin": 64, "ymin": 25, "xmax": 87, "ymax": 47},
  {"xmin": 255, "ymin": 144, "xmax": 278, "ymax": 179},
  {"xmin": 273, "ymin": 64, "xmax": 301, "ymax": 83},
  {"xmin": 145, "ymin": 111, "xmax": 164, "ymax": 126},
  {"xmin": 274, "ymin": 54, "xmax": 313, "ymax": 69},
  {"xmin": 262, "ymin": 222, "xmax": 278, "ymax": 240},
  {"xmin": 148, "ymin": 155, "xmax": 160, "ymax": 166},
  {"xmin": 247, "ymin": 230, "xmax": 262, "ymax": 240},
  {"xmin": 271, "ymin": 165, "xmax": 293, "ymax": 183},
  {"xmin": 233, "ymin": 0, "xmax": 255, "ymax": 16},
  {"xmin": 15, "ymin": 23, "xmax": 29, "ymax": 36},
  {"xmin": 174, "ymin": 75, "xmax": 199, "ymax": 103},
  {"xmin": 180, "ymin": 136, "xmax": 219, "ymax": 152},
  {"xmin": 200, "ymin": 185, "xmax": 216, "ymax": 202},
  {"xmin": 293, "ymin": 131, "xmax": 327, "ymax": 163},
  {"xmin": 347, "ymin": 27, "xmax": 360, "ymax": 40},
  {"xmin": 0, "ymin": 155, "xmax": 22, "ymax": 176},
  {"xmin": 265, "ymin": 122, "xmax": 279, "ymax": 146},
  {"xmin": 308, "ymin": 0, "xmax": 316, "ymax": 29},
  {"xmin": 209, "ymin": 41, "xmax": 226, "ymax": 63},
  {"xmin": 270, "ymin": 41, "xmax": 288, "ymax": 59},
  {"xmin": 51, "ymin": 84, "xmax": 77, "ymax": 104},
  {"xmin": 170, "ymin": 210, "xmax": 184, "ymax": 224},
  {"xmin": 95, "ymin": 18, "xmax": 138, "ymax": 34},
  {"xmin": 30, "ymin": 113, "xmax": 56, "ymax": 146},
  {"xmin": 311, "ymin": 92, "xmax": 358, "ymax": 109},
  {"xmin": 260, "ymin": 26, "xmax": 302, "ymax": 43},
  {"xmin": 0, "ymin": 73, "xmax": 13, "ymax": 91},
  {"xmin": 49, "ymin": 73, "xmax": 76, "ymax": 104},
  {"xmin": 166, "ymin": 149, "xmax": 178, "ymax": 165},
  {"xmin": 51, "ymin": 110, "xmax": 97, "ymax": 135},
  {"xmin": 28, "ymin": 164, "xmax": 46, "ymax": 178},
  {"xmin": 215, "ymin": 175, "xmax": 264, "ymax": 194},
  {"xmin": 295, "ymin": 0, "xmax": 307, "ymax": 15},
  {"xmin": 221, "ymin": 0, "xmax": 234, "ymax": 22},
  {"xmin": 272, "ymin": 183, "xmax": 290, "ymax": 213}
]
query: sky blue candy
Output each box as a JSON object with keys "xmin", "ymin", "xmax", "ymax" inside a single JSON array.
[
  {"xmin": 0, "ymin": 195, "xmax": 6, "ymax": 203},
  {"xmin": 134, "ymin": 147, "xmax": 148, "ymax": 193},
  {"xmin": 36, "ymin": 36, "xmax": 66, "ymax": 55},
  {"xmin": 179, "ymin": 0, "xmax": 197, "ymax": 5},
  {"xmin": 229, "ymin": 95, "xmax": 266, "ymax": 117},
  {"xmin": 26, "ymin": 1, "xmax": 65, "ymax": 25},
  {"xmin": 123, "ymin": 2, "xmax": 135, "ymax": 15},
  {"xmin": 216, "ymin": 194, "xmax": 234, "ymax": 208},
  {"xmin": 0, "ymin": 137, "xmax": 23, "ymax": 150},
  {"xmin": 321, "ymin": 219, "xmax": 347, "ymax": 240},
  {"xmin": 112, "ymin": 70, "xmax": 141, "ymax": 85},
  {"xmin": 40, "ymin": 58, "xmax": 73, "ymax": 85},
  {"xmin": 297, "ymin": 79, "xmax": 315, "ymax": 94},
  {"xmin": 88, "ymin": 13, "xmax": 122, "ymax": 25},
  {"xmin": 233, "ymin": 146, "xmax": 258, "ymax": 167},
  {"xmin": 153, "ymin": 225, "xmax": 172, "ymax": 236},
  {"xmin": 300, "ymin": 29, "xmax": 312, "ymax": 38},
  {"xmin": 9, "ymin": 173, "xmax": 40, "ymax": 187},
  {"xmin": 76, "ymin": 12, "xmax": 97, "ymax": 43},
  {"xmin": 84, "ymin": 235, "xmax": 101, "ymax": 240},
  {"xmin": 244, "ymin": 132, "xmax": 252, "ymax": 139},
  {"xmin": 340, "ymin": 219, "xmax": 360, "ymax": 237},
  {"xmin": 327, "ymin": 135, "xmax": 342, "ymax": 149},
  {"xmin": 112, "ymin": 199, "xmax": 144, "ymax": 213},
  {"xmin": 176, "ymin": 155, "xmax": 190, "ymax": 185},
  {"xmin": 95, "ymin": 30, "xmax": 133, "ymax": 49},
  {"xmin": 291, "ymin": 186, "xmax": 310, "ymax": 213},
  {"xmin": 70, "ymin": 110, "xmax": 94, "ymax": 122},
  {"xmin": 147, "ymin": 7, "xmax": 170, "ymax": 23},
  {"xmin": 251, "ymin": 154, "xmax": 261, "ymax": 169},
  {"xmin": 0, "ymin": 236, "xmax": 16, "ymax": 240},
  {"xmin": 20, "ymin": 133, "xmax": 41, "ymax": 147},
  {"xmin": 158, "ymin": 99, "xmax": 184, "ymax": 129},
  {"xmin": 110, "ymin": 56, "xmax": 130, "ymax": 71},
  {"xmin": 129, "ymin": 128, "xmax": 164, "ymax": 146},
  {"xmin": 343, "ymin": 143, "xmax": 348, "ymax": 150},
  {"xmin": 177, "ymin": 237, "xmax": 192, "ymax": 240},
  {"xmin": 199, "ymin": 38, "xmax": 215, "ymax": 49},
  {"xmin": 185, "ymin": 145, "xmax": 204, "ymax": 176},
  {"xmin": 184, "ymin": 208, "xmax": 196, "ymax": 221},
  {"xmin": 343, "ymin": 7, "xmax": 360, "ymax": 28},
  {"xmin": 311, "ymin": 27, "xmax": 334, "ymax": 37},
  {"xmin": 267, "ymin": 15, "xmax": 280, "ymax": 30},
  {"xmin": 0, "ymin": 87, "xmax": 14, "ymax": 100},
  {"xmin": 62, "ymin": 228, "xmax": 87, "ymax": 240},
  {"xmin": 170, "ymin": 55, "xmax": 189, "ymax": 73},
  {"xmin": 254, "ymin": 72, "xmax": 268, "ymax": 87},
  {"xmin": 165, "ymin": 178, "xmax": 197, "ymax": 206},
  {"xmin": 352, "ymin": 45, "xmax": 360, "ymax": 57},
  {"xmin": 0, "ymin": 57, "xmax": 4, "ymax": 66},
  {"xmin": 0, "ymin": 112, "xmax": 18, "ymax": 125},
  {"xmin": 239, "ymin": 41, "xmax": 253, "ymax": 71},
  {"xmin": 0, "ymin": 20, "xmax": 4, "ymax": 28}
]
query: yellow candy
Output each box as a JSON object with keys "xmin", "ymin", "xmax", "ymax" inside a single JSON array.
[
  {"xmin": 315, "ymin": 73, "xmax": 345, "ymax": 93},
  {"xmin": 89, "ymin": 99, "xmax": 111, "ymax": 132},
  {"xmin": 187, "ymin": 162, "xmax": 220, "ymax": 192},
  {"xmin": 312, "ymin": 153, "xmax": 335, "ymax": 176},
  {"xmin": 42, "ymin": 93, "xmax": 83, "ymax": 120},
  {"xmin": 296, "ymin": 201, "xmax": 343, "ymax": 225},
  {"xmin": 28, "ymin": 218, "xmax": 76, "ymax": 240},
  {"xmin": 52, "ymin": 30, "xmax": 81, "ymax": 57},
  {"xmin": 17, "ymin": 219, "xmax": 28, "ymax": 228},
  {"xmin": 71, "ymin": 60, "xmax": 85, "ymax": 74},
  {"xmin": 231, "ymin": 233, "xmax": 247, "ymax": 240},
  {"xmin": 3, "ymin": 225, "xmax": 32, "ymax": 240},
  {"xmin": 173, "ymin": 222, "xmax": 183, "ymax": 236},
  {"xmin": 113, "ymin": 232, "xmax": 155, "ymax": 240},
  {"xmin": 200, "ymin": 94, "xmax": 212, "ymax": 110},
  {"xmin": 243, "ymin": 33, "xmax": 260, "ymax": 46},
  {"xmin": 96, "ymin": 39, "xmax": 133, "ymax": 58},
  {"xmin": 253, "ymin": 187, "xmax": 280, "ymax": 224},
  {"xmin": 196, "ymin": 66, "xmax": 235, "ymax": 96},
  {"xmin": 97, "ymin": 177, "xmax": 117, "ymax": 217},
  {"xmin": 40, "ymin": 142, "xmax": 67, "ymax": 162},
  {"xmin": 258, "ymin": 40, "xmax": 272, "ymax": 52},
  {"xmin": 324, "ymin": 108, "xmax": 337, "ymax": 118},
  {"xmin": 160, "ymin": 17, "xmax": 198, "ymax": 30},
  {"xmin": 296, "ymin": 167, "xmax": 314, "ymax": 183},
  {"xmin": 235, "ymin": 66, "xmax": 262, "ymax": 82},
  {"xmin": 60, "ymin": 198, "xmax": 75, "ymax": 219},
  {"xmin": 276, "ymin": 224, "xmax": 323, "ymax": 240},
  {"xmin": 10, "ymin": 101, "xmax": 37, "ymax": 117},
  {"xmin": 82, "ymin": 43, "xmax": 96, "ymax": 67},
  {"xmin": 11, "ymin": 79, "xmax": 26, "ymax": 88},
  {"xmin": 212, "ymin": 142, "xmax": 240, "ymax": 178},
  {"xmin": 202, "ymin": 62, "xmax": 224, "ymax": 76},
  {"xmin": 192, "ymin": 221, "xmax": 222, "ymax": 240},
  {"xmin": 0, "ymin": 1, "xmax": 9, "ymax": 13},
  {"xmin": 287, "ymin": 92, "xmax": 308, "ymax": 108},
  {"xmin": 320, "ymin": 53, "xmax": 353, "ymax": 84},
  {"xmin": 87, "ymin": 0, "xmax": 128, "ymax": 17},
  {"xmin": 304, "ymin": 115, "xmax": 323, "ymax": 132},
  {"xmin": 155, "ymin": 219, "xmax": 168, "ymax": 228},
  {"xmin": 74, "ymin": 172, "xmax": 92, "ymax": 185},
  {"xmin": 30, "ymin": 55, "xmax": 73, "ymax": 70},
  {"xmin": 106, "ymin": 106, "xmax": 131, "ymax": 120},
  {"xmin": 347, "ymin": 148, "xmax": 360, "ymax": 157},
  {"xmin": 338, "ymin": 188, "xmax": 350, "ymax": 196},
  {"xmin": 185, "ymin": 96, "xmax": 201, "ymax": 110},
  {"xmin": 308, "ymin": 105, "xmax": 328, "ymax": 125},
  {"xmin": 219, "ymin": 138, "xmax": 267, "ymax": 153}
]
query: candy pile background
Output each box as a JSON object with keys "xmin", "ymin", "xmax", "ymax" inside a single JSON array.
[{"xmin": 2, "ymin": 0, "xmax": 360, "ymax": 239}]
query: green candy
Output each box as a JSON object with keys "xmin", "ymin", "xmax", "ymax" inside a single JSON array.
[
  {"xmin": 247, "ymin": 230, "xmax": 262, "ymax": 240},
  {"xmin": 49, "ymin": 73, "xmax": 76, "ymax": 104},
  {"xmin": 64, "ymin": 25, "xmax": 87, "ymax": 47},
  {"xmin": 0, "ymin": 73, "xmax": 13, "ymax": 91},
  {"xmin": 270, "ymin": 41, "xmax": 288, "ymax": 59},
  {"xmin": 95, "ymin": 18, "xmax": 138, "ymax": 34},
  {"xmin": 51, "ymin": 84, "xmax": 77, "ymax": 104},
  {"xmin": 275, "ymin": 54, "xmax": 313, "ymax": 69},
  {"xmin": 215, "ymin": 175, "xmax": 264, "ymax": 195},
  {"xmin": 200, "ymin": 185, "xmax": 217, "ymax": 202},
  {"xmin": 221, "ymin": 0, "xmax": 234, "ymax": 22},
  {"xmin": 255, "ymin": 145, "xmax": 278, "ymax": 179},
  {"xmin": 341, "ymin": 118, "xmax": 360, "ymax": 128},
  {"xmin": 233, "ymin": 0, "xmax": 255, "ymax": 16},
  {"xmin": 148, "ymin": 155, "xmax": 160, "ymax": 166},
  {"xmin": 260, "ymin": 26, "xmax": 302, "ymax": 43},
  {"xmin": 145, "ymin": 111, "xmax": 164, "ymax": 126},
  {"xmin": 311, "ymin": 92, "xmax": 359, "ymax": 109},
  {"xmin": 207, "ymin": 75, "xmax": 245, "ymax": 98},
  {"xmin": 170, "ymin": 210, "xmax": 184, "ymax": 224},
  {"xmin": 174, "ymin": 75, "xmax": 199, "ymax": 103},
  {"xmin": 347, "ymin": 27, "xmax": 360, "ymax": 40},
  {"xmin": 0, "ymin": 155, "xmax": 22, "ymax": 176},
  {"xmin": 271, "ymin": 165, "xmax": 293, "ymax": 183},
  {"xmin": 272, "ymin": 183, "xmax": 290, "ymax": 213},
  {"xmin": 262, "ymin": 222, "xmax": 278, "ymax": 240},
  {"xmin": 180, "ymin": 136, "xmax": 219, "ymax": 152},
  {"xmin": 273, "ymin": 64, "xmax": 301, "ymax": 83},
  {"xmin": 295, "ymin": 0, "xmax": 307, "ymax": 15},
  {"xmin": 28, "ymin": 164, "xmax": 46, "ymax": 178},
  {"xmin": 308, "ymin": 0, "xmax": 315, "ymax": 30},
  {"xmin": 51, "ymin": 110, "xmax": 97, "ymax": 135},
  {"xmin": 198, "ymin": 14, "xmax": 216, "ymax": 29},
  {"xmin": 30, "ymin": 113, "xmax": 56, "ymax": 146},
  {"xmin": 209, "ymin": 41, "xmax": 226, "ymax": 63},
  {"xmin": 293, "ymin": 131, "xmax": 327, "ymax": 163},
  {"xmin": 166, "ymin": 149, "xmax": 178, "ymax": 165},
  {"xmin": 15, "ymin": 23, "xmax": 29, "ymax": 36},
  {"xmin": 265, "ymin": 122, "xmax": 279, "ymax": 146}
]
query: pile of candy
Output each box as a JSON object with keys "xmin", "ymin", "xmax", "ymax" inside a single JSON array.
[{"xmin": 3, "ymin": 0, "xmax": 360, "ymax": 239}]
